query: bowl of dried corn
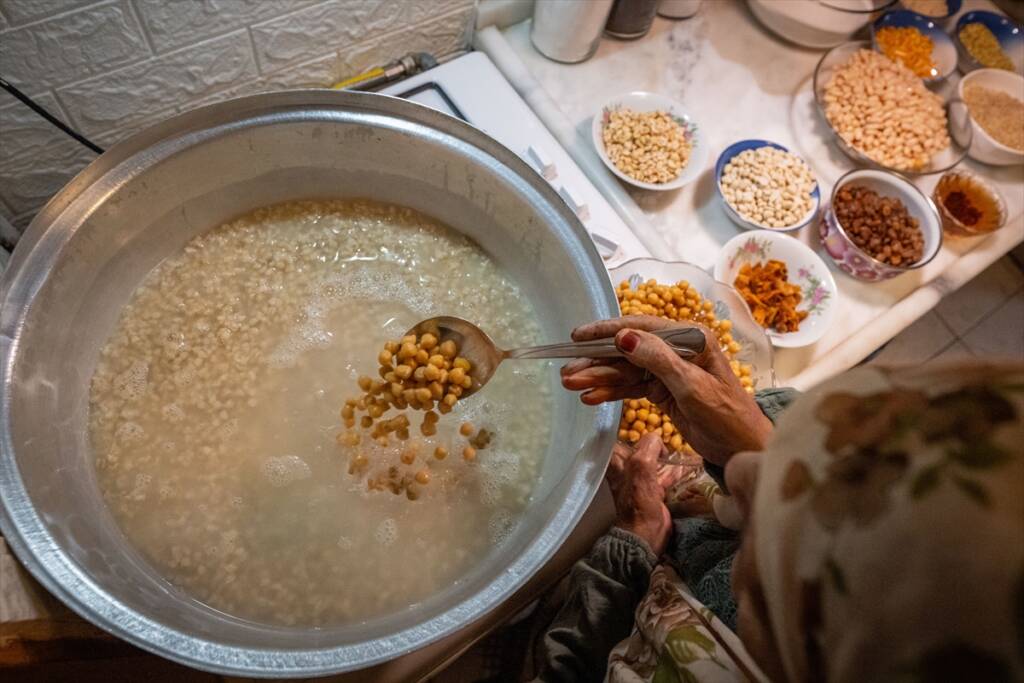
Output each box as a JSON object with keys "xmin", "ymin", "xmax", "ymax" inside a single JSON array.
[
  {"xmin": 608, "ymin": 258, "xmax": 775, "ymax": 453},
  {"xmin": 954, "ymin": 11, "xmax": 1024, "ymax": 74},
  {"xmin": 592, "ymin": 91, "xmax": 708, "ymax": 191}
]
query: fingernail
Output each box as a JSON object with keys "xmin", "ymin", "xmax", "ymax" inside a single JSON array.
[{"xmin": 619, "ymin": 331, "xmax": 639, "ymax": 353}]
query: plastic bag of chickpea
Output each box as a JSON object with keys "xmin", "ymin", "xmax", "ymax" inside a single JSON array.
[{"xmin": 616, "ymin": 279, "xmax": 754, "ymax": 454}]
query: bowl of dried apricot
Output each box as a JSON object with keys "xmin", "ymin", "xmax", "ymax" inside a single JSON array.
[
  {"xmin": 592, "ymin": 91, "xmax": 708, "ymax": 191},
  {"xmin": 714, "ymin": 231, "xmax": 838, "ymax": 349}
]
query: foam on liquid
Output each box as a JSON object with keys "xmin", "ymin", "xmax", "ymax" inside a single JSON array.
[{"xmin": 89, "ymin": 200, "xmax": 551, "ymax": 627}]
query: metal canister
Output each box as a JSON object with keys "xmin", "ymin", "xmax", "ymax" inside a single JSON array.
[
  {"xmin": 530, "ymin": 0, "xmax": 615, "ymax": 63},
  {"xmin": 658, "ymin": 0, "xmax": 703, "ymax": 19},
  {"xmin": 604, "ymin": 0, "xmax": 660, "ymax": 39}
]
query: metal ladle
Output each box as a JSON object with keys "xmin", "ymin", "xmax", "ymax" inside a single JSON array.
[{"xmin": 405, "ymin": 316, "xmax": 706, "ymax": 398}]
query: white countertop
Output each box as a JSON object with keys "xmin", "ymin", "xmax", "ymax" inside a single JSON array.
[{"xmin": 494, "ymin": 0, "xmax": 1023, "ymax": 387}]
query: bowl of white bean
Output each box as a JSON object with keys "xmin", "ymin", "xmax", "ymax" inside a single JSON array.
[
  {"xmin": 812, "ymin": 41, "xmax": 973, "ymax": 175},
  {"xmin": 714, "ymin": 139, "xmax": 821, "ymax": 233}
]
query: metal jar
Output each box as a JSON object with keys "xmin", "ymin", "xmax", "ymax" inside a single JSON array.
[{"xmin": 0, "ymin": 91, "xmax": 618, "ymax": 677}]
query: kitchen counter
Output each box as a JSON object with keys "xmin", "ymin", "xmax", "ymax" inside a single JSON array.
[{"xmin": 489, "ymin": 0, "xmax": 1023, "ymax": 388}]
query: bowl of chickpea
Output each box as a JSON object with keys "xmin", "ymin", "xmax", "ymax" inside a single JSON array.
[{"xmin": 609, "ymin": 258, "xmax": 775, "ymax": 454}]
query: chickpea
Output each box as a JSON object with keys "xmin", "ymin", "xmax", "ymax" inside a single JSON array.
[
  {"xmin": 459, "ymin": 422, "xmax": 474, "ymax": 437},
  {"xmin": 348, "ymin": 454, "xmax": 368, "ymax": 475},
  {"xmin": 449, "ymin": 367, "xmax": 466, "ymax": 386},
  {"xmin": 394, "ymin": 365, "xmax": 412, "ymax": 380},
  {"xmin": 378, "ymin": 349, "xmax": 393, "ymax": 366},
  {"xmin": 400, "ymin": 445, "xmax": 418, "ymax": 465},
  {"xmin": 463, "ymin": 446, "xmax": 477, "ymax": 462},
  {"xmin": 415, "ymin": 469, "xmax": 431, "ymax": 485},
  {"xmin": 420, "ymin": 333, "xmax": 437, "ymax": 350},
  {"xmin": 439, "ymin": 340, "xmax": 457, "ymax": 359},
  {"xmin": 398, "ymin": 342, "xmax": 417, "ymax": 360},
  {"xmin": 360, "ymin": 416, "xmax": 373, "ymax": 429},
  {"xmin": 434, "ymin": 446, "xmax": 448, "ymax": 460}
]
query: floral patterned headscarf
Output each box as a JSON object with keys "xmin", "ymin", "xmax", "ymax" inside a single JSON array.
[{"xmin": 752, "ymin": 363, "xmax": 1024, "ymax": 682}]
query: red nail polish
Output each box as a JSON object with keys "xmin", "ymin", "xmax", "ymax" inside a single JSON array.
[{"xmin": 619, "ymin": 331, "xmax": 639, "ymax": 353}]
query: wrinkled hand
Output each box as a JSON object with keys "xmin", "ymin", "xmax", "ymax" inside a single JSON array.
[
  {"xmin": 606, "ymin": 433, "xmax": 681, "ymax": 556},
  {"xmin": 562, "ymin": 316, "xmax": 772, "ymax": 466}
]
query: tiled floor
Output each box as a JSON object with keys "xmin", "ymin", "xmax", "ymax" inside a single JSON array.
[{"xmin": 867, "ymin": 250, "xmax": 1024, "ymax": 368}]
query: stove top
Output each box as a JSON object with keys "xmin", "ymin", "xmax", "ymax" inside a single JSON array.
[{"xmin": 381, "ymin": 52, "xmax": 650, "ymax": 268}]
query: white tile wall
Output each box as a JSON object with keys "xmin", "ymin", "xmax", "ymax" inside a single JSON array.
[{"xmin": 0, "ymin": 0, "xmax": 475, "ymax": 240}]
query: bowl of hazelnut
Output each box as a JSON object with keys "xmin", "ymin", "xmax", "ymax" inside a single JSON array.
[{"xmin": 819, "ymin": 169, "xmax": 943, "ymax": 281}]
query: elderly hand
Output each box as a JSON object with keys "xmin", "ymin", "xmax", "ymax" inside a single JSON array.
[
  {"xmin": 606, "ymin": 433, "xmax": 682, "ymax": 556},
  {"xmin": 562, "ymin": 316, "xmax": 772, "ymax": 466}
]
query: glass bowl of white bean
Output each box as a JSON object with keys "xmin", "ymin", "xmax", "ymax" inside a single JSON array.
[{"xmin": 812, "ymin": 40, "xmax": 973, "ymax": 175}]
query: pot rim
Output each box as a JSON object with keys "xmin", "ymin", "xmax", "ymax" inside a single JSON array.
[{"xmin": 0, "ymin": 89, "xmax": 619, "ymax": 677}]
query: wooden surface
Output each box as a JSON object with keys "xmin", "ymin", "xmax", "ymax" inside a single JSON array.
[{"xmin": 1, "ymin": 537, "xmax": 230, "ymax": 680}]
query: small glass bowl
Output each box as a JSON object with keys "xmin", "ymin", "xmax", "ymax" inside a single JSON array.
[
  {"xmin": 932, "ymin": 169, "xmax": 1008, "ymax": 237},
  {"xmin": 812, "ymin": 40, "xmax": 973, "ymax": 175}
]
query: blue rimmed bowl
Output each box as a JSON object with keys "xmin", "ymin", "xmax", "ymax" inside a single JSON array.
[
  {"xmin": 873, "ymin": 9, "xmax": 957, "ymax": 82},
  {"xmin": 897, "ymin": 0, "xmax": 961, "ymax": 24},
  {"xmin": 714, "ymin": 139, "xmax": 820, "ymax": 233},
  {"xmin": 955, "ymin": 10, "xmax": 1024, "ymax": 74}
]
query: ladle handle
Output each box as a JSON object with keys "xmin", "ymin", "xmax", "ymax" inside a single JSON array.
[{"xmin": 504, "ymin": 327, "xmax": 706, "ymax": 361}]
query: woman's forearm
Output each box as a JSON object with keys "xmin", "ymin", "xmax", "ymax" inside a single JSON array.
[{"xmin": 529, "ymin": 527, "xmax": 657, "ymax": 683}]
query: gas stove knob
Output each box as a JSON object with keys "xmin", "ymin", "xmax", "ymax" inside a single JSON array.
[
  {"xmin": 526, "ymin": 145, "xmax": 557, "ymax": 181},
  {"xmin": 557, "ymin": 184, "xmax": 590, "ymax": 222}
]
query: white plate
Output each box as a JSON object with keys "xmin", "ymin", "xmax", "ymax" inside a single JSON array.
[
  {"xmin": 714, "ymin": 231, "xmax": 838, "ymax": 348},
  {"xmin": 591, "ymin": 91, "xmax": 708, "ymax": 191}
]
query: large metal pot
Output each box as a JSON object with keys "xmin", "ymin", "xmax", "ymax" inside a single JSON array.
[{"xmin": 0, "ymin": 91, "xmax": 617, "ymax": 677}]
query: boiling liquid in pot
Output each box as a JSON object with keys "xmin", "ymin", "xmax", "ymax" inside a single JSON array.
[{"xmin": 89, "ymin": 200, "xmax": 551, "ymax": 626}]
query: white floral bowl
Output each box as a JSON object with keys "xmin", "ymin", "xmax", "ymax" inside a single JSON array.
[
  {"xmin": 714, "ymin": 231, "xmax": 838, "ymax": 349},
  {"xmin": 591, "ymin": 91, "xmax": 708, "ymax": 191},
  {"xmin": 609, "ymin": 258, "xmax": 776, "ymax": 390}
]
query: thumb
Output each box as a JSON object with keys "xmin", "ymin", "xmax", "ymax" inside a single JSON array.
[{"xmin": 614, "ymin": 328, "xmax": 698, "ymax": 399}]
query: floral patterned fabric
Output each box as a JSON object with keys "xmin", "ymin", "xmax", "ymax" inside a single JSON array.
[
  {"xmin": 607, "ymin": 564, "xmax": 767, "ymax": 683},
  {"xmin": 605, "ymin": 363, "xmax": 1024, "ymax": 683},
  {"xmin": 754, "ymin": 363, "xmax": 1024, "ymax": 682}
]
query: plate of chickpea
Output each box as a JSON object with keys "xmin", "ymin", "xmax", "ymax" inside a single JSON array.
[{"xmin": 609, "ymin": 258, "xmax": 775, "ymax": 455}]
